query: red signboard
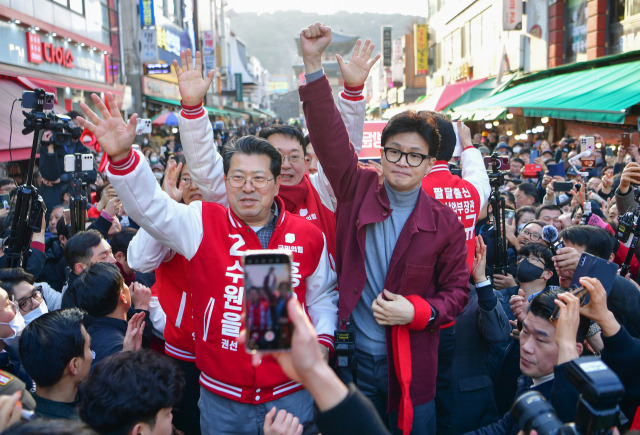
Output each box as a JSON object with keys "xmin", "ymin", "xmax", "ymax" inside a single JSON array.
[
  {"xmin": 26, "ymin": 33, "xmax": 42, "ymax": 64},
  {"xmin": 358, "ymin": 121, "xmax": 387, "ymax": 160}
]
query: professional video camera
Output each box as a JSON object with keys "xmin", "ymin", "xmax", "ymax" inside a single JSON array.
[
  {"xmin": 42, "ymin": 115, "xmax": 83, "ymax": 149},
  {"xmin": 485, "ymin": 153, "xmax": 510, "ymax": 275},
  {"xmin": 614, "ymin": 187, "xmax": 640, "ymax": 277},
  {"xmin": 511, "ymin": 356, "xmax": 624, "ymax": 435}
]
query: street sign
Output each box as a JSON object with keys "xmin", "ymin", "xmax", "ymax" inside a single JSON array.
[{"xmin": 141, "ymin": 28, "xmax": 158, "ymax": 64}]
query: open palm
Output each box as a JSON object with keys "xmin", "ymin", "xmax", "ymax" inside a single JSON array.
[
  {"xmin": 77, "ymin": 93, "xmax": 136, "ymax": 162},
  {"xmin": 336, "ymin": 39, "xmax": 380, "ymax": 88},
  {"xmin": 174, "ymin": 49, "xmax": 214, "ymax": 106}
]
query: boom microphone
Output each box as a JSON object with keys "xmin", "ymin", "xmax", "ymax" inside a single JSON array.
[{"xmin": 542, "ymin": 225, "xmax": 563, "ymax": 255}]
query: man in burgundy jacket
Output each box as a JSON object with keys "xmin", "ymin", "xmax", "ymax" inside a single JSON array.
[{"xmin": 299, "ymin": 23, "xmax": 470, "ymax": 435}]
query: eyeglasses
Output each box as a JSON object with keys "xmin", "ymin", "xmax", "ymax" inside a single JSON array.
[
  {"xmin": 517, "ymin": 256, "xmax": 545, "ymax": 267},
  {"xmin": 181, "ymin": 177, "xmax": 192, "ymax": 187},
  {"xmin": 17, "ymin": 286, "xmax": 43, "ymax": 312},
  {"xmin": 383, "ymin": 147, "xmax": 432, "ymax": 167},
  {"xmin": 227, "ymin": 175, "xmax": 275, "ymax": 189},
  {"xmin": 281, "ymin": 155, "xmax": 303, "ymax": 164},
  {"xmin": 520, "ymin": 229, "xmax": 542, "ymax": 242}
]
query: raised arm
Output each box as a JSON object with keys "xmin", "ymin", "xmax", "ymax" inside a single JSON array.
[
  {"xmin": 311, "ymin": 40, "xmax": 377, "ymax": 211},
  {"xmin": 173, "ymin": 49, "xmax": 227, "ymax": 205},
  {"xmin": 77, "ymin": 93, "xmax": 204, "ymax": 260},
  {"xmin": 458, "ymin": 122, "xmax": 491, "ymax": 207},
  {"xmin": 299, "ymin": 24, "xmax": 378, "ymax": 203}
]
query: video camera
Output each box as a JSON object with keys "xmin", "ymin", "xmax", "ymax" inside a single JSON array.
[
  {"xmin": 511, "ymin": 356, "xmax": 624, "ymax": 435},
  {"xmin": 486, "ymin": 153, "xmax": 510, "ymax": 275},
  {"xmin": 615, "ymin": 191, "xmax": 640, "ymax": 276},
  {"xmin": 42, "ymin": 115, "xmax": 83, "ymax": 148}
]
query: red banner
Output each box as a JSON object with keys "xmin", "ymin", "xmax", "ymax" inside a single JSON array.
[{"xmin": 358, "ymin": 121, "xmax": 387, "ymax": 160}]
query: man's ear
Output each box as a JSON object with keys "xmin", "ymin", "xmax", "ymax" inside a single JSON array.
[
  {"xmin": 609, "ymin": 252, "xmax": 615, "ymax": 262},
  {"xmin": 115, "ymin": 251, "xmax": 126, "ymax": 264},
  {"xmin": 73, "ymin": 262, "xmax": 87, "ymax": 275},
  {"xmin": 67, "ymin": 356, "xmax": 81, "ymax": 376},
  {"xmin": 576, "ymin": 342, "xmax": 584, "ymax": 356},
  {"xmin": 543, "ymin": 269, "xmax": 554, "ymax": 281},
  {"xmin": 130, "ymin": 422, "xmax": 150, "ymax": 435}
]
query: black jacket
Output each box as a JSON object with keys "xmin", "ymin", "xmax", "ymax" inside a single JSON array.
[{"xmin": 316, "ymin": 384, "xmax": 390, "ymax": 435}]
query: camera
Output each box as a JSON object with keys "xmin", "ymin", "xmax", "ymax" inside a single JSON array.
[
  {"xmin": 21, "ymin": 90, "xmax": 55, "ymax": 111},
  {"xmin": 64, "ymin": 154, "xmax": 94, "ymax": 173},
  {"xmin": 511, "ymin": 356, "xmax": 624, "ymax": 435},
  {"xmin": 484, "ymin": 155, "xmax": 510, "ymax": 171},
  {"xmin": 334, "ymin": 325, "xmax": 356, "ymax": 369},
  {"xmin": 42, "ymin": 115, "xmax": 83, "ymax": 148},
  {"xmin": 616, "ymin": 208, "xmax": 639, "ymax": 244}
]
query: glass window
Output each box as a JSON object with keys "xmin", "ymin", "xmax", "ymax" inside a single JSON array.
[
  {"xmin": 50, "ymin": 0, "xmax": 84, "ymax": 15},
  {"xmin": 611, "ymin": 0, "xmax": 625, "ymax": 22},
  {"xmin": 631, "ymin": 0, "xmax": 640, "ymax": 15}
]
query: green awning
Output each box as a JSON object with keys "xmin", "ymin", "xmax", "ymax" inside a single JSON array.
[
  {"xmin": 443, "ymin": 74, "xmax": 515, "ymax": 112},
  {"xmin": 454, "ymin": 60, "xmax": 640, "ymax": 124},
  {"xmin": 146, "ymin": 96, "xmax": 181, "ymax": 107},
  {"xmin": 224, "ymin": 106, "xmax": 267, "ymax": 119}
]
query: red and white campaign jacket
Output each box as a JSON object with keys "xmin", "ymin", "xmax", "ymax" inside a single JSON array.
[
  {"xmin": 422, "ymin": 146, "xmax": 490, "ymax": 270},
  {"xmin": 108, "ymin": 150, "xmax": 337, "ymax": 403}
]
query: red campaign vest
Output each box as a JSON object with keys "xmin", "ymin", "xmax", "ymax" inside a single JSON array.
[
  {"xmin": 422, "ymin": 162, "xmax": 481, "ymax": 271},
  {"xmin": 189, "ymin": 198, "xmax": 327, "ymax": 403},
  {"xmin": 154, "ymin": 253, "xmax": 195, "ymax": 361},
  {"xmin": 278, "ymin": 174, "xmax": 337, "ymax": 262}
]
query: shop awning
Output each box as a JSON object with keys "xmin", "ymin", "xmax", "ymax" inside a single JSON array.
[
  {"xmin": 224, "ymin": 106, "xmax": 267, "ymax": 119},
  {"xmin": 147, "ymin": 96, "xmax": 236, "ymax": 118},
  {"xmin": 0, "ymin": 78, "xmax": 66, "ymax": 162},
  {"xmin": 443, "ymin": 74, "xmax": 515, "ymax": 112},
  {"xmin": 454, "ymin": 60, "xmax": 640, "ymax": 124},
  {"xmin": 417, "ymin": 78, "xmax": 487, "ymax": 113},
  {"xmin": 146, "ymin": 96, "xmax": 181, "ymax": 107},
  {"xmin": 17, "ymin": 76, "xmax": 122, "ymax": 98},
  {"xmin": 253, "ymin": 107, "xmax": 278, "ymax": 118}
]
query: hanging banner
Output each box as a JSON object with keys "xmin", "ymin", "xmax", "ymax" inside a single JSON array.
[
  {"xmin": 503, "ymin": 0, "xmax": 523, "ymax": 31},
  {"xmin": 382, "ymin": 26, "xmax": 392, "ymax": 67},
  {"xmin": 235, "ymin": 73, "xmax": 242, "ymax": 102},
  {"xmin": 202, "ymin": 31, "xmax": 214, "ymax": 54},
  {"xmin": 139, "ymin": 0, "xmax": 155, "ymax": 27},
  {"xmin": 414, "ymin": 24, "xmax": 428, "ymax": 76},
  {"xmin": 141, "ymin": 28, "xmax": 158, "ymax": 63}
]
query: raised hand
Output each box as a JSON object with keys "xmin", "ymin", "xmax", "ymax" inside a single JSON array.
[
  {"xmin": 300, "ymin": 22, "xmax": 332, "ymax": 74},
  {"xmin": 336, "ymin": 39, "xmax": 380, "ymax": 88},
  {"xmin": 123, "ymin": 312, "xmax": 145, "ymax": 352},
  {"xmin": 77, "ymin": 93, "xmax": 137, "ymax": 162},
  {"xmin": 173, "ymin": 49, "xmax": 214, "ymax": 106},
  {"xmin": 162, "ymin": 159, "xmax": 185, "ymax": 202}
]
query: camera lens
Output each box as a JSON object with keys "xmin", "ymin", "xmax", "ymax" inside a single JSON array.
[{"xmin": 511, "ymin": 391, "xmax": 564, "ymax": 435}]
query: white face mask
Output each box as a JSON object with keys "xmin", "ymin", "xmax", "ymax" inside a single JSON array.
[
  {"xmin": 153, "ymin": 172, "xmax": 163, "ymax": 181},
  {"xmin": 23, "ymin": 300, "xmax": 48, "ymax": 325},
  {"xmin": 0, "ymin": 310, "xmax": 26, "ymax": 342}
]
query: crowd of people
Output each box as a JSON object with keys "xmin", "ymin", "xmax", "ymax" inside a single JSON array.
[{"xmin": 0, "ymin": 22, "xmax": 635, "ymax": 435}]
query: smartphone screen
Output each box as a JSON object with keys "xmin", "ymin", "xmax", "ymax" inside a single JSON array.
[
  {"xmin": 0, "ymin": 194, "xmax": 9, "ymax": 210},
  {"xmin": 63, "ymin": 208, "xmax": 71, "ymax": 226},
  {"xmin": 244, "ymin": 250, "xmax": 293, "ymax": 353},
  {"xmin": 504, "ymin": 209, "xmax": 515, "ymax": 226}
]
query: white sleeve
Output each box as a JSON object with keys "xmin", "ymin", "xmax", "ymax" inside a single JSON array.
[
  {"xmin": 128, "ymin": 228, "xmax": 175, "ymax": 273},
  {"xmin": 38, "ymin": 282, "xmax": 62, "ymax": 311},
  {"xmin": 310, "ymin": 93, "xmax": 366, "ymax": 212},
  {"xmin": 107, "ymin": 151, "xmax": 204, "ymax": 260},
  {"xmin": 178, "ymin": 111, "xmax": 228, "ymax": 206},
  {"xmin": 304, "ymin": 234, "xmax": 338, "ymax": 351},
  {"xmin": 148, "ymin": 296, "xmax": 166, "ymax": 335},
  {"xmin": 461, "ymin": 147, "xmax": 491, "ymax": 207}
]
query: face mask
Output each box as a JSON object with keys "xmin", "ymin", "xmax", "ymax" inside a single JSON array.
[
  {"xmin": 23, "ymin": 301, "xmax": 48, "ymax": 325},
  {"xmin": 142, "ymin": 138, "xmax": 149, "ymax": 146},
  {"xmin": 0, "ymin": 310, "xmax": 25, "ymax": 341},
  {"xmin": 516, "ymin": 259, "xmax": 544, "ymax": 283},
  {"xmin": 513, "ymin": 146, "xmax": 522, "ymax": 154},
  {"xmin": 153, "ymin": 172, "xmax": 163, "ymax": 181},
  {"xmin": 149, "ymin": 156, "xmax": 159, "ymax": 164}
]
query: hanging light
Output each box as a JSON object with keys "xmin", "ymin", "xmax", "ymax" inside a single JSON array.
[
  {"xmin": 541, "ymin": 117, "xmax": 549, "ymax": 124},
  {"xmin": 506, "ymin": 113, "xmax": 514, "ymax": 119},
  {"xmin": 506, "ymin": 131, "xmax": 513, "ymax": 136},
  {"xmin": 485, "ymin": 123, "xmax": 492, "ymax": 129},
  {"xmin": 493, "ymin": 120, "xmax": 499, "ymax": 126}
]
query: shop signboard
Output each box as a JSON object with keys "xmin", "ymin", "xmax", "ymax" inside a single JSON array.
[
  {"xmin": 382, "ymin": 26, "xmax": 392, "ymax": 67},
  {"xmin": 140, "ymin": 0, "xmax": 155, "ymax": 27},
  {"xmin": 503, "ymin": 0, "xmax": 523, "ymax": 31},
  {"xmin": 359, "ymin": 121, "xmax": 387, "ymax": 160},
  {"xmin": 142, "ymin": 75, "xmax": 180, "ymax": 100},
  {"xmin": 141, "ymin": 28, "xmax": 158, "ymax": 63},
  {"xmin": 414, "ymin": 24, "xmax": 428, "ymax": 75}
]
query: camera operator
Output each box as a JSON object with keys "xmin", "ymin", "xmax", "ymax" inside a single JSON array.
[
  {"xmin": 615, "ymin": 161, "xmax": 640, "ymax": 262},
  {"xmin": 38, "ymin": 111, "xmax": 96, "ymax": 220}
]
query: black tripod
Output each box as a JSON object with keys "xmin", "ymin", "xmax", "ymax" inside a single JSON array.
[{"xmin": 488, "ymin": 154, "xmax": 508, "ymax": 275}]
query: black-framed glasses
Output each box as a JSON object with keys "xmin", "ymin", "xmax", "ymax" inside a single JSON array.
[
  {"xmin": 17, "ymin": 286, "xmax": 43, "ymax": 312},
  {"xmin": 383, "ymin": 147, "xmax": 432, "ymax": 167},
  {"xmin": 282, "ymin": 155, "xmax": 303, "ymax": 164},
  {"xmin": 227, "ymin": 175, "xmax": 275, "ymax": 189},
  {"xmin": 520, "ymin": 229, "xmax": 542, "ymax": 242},
  {"xmin": 517, "ymin": 256, "xmax": 546, "ymax": 267}
]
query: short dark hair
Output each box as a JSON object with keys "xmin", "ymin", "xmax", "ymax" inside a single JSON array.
[
  {"xmin": 529, "ymin": 288, "xmax": 590, "ymax": 343},
  {"xmin": 516, "ymin": 206, "xmax": 536, "ymax": 225},
  {"xmin": 0, "ymin": 267, "xmax": 34, "ymax": 298},
  {"xmin": 259, "ymin": 124, "xmax": 307, "ymax": 155},
  {"xmin": 19, "ymin": 308, "xmax": 87, "ymax": 387},
  {"xmin": 72, "ymin": 262, "xmax": 123, "ymax": 317},
  {"xmin": 523, "ymin": 220, "xmax": 547, "ymax": 232},
  {"xmin": 535, "ymin": 204, "xmax": 562, "ymax": 219},
  {"xmin": 110, "ymin": 227, "xmax": 137, "ymax": 257},
  {"xmin": 381, "ymin": 111, "xmax": 441, "ymax": 158},
  {"xmin": 0, "ymin": 419, "xmax": 97, "ymax": 435},
  {"xmin": 0, "ymin": 178, "xmax": 15, "ymax": 190},
  {"xmin": 64, "ymin": 230, "xmax": 103, "ymax": 268},
  {"xmin": 560, "ymin": 225, "xmax": 615, "ymax": 260},
  {"xmin": 79, "ymin": 350, "xmax": 185, "ymax": 435},
  {"xmin": 419, "ymin": 111, "xmax": 455, "ymax": 161},
  {"xmin": 511, "ymin": 157, "xmax": 525, "ymax": 166},
  {"xmin": 519, "ymin": 147, "xmax": 532, "ymax": 156},
  {"xmin": 517, "ymin": 183, "xmax": 538, "ymax": 202},
  {"xmin": 519, "ymin": 243, "xmax": 554, "ymax": 271},
  {"xmin": 222, "ymin": 136, "xmax": 282, "ymax": 178}
]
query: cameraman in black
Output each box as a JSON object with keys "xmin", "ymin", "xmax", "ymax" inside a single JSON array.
[{"xmin": 38, "ymin": 111, "xmax": 96, "ymax": 221}]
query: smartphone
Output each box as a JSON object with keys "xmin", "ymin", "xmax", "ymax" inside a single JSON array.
[
  {"xmin": 553, "ymin": 181, "xmax": 573, "ymax": 192},
  {"xmin": 136, "ymin": 119, "xmax": 152, "ymax": 135},
  {"xmin": 547, "ymin": 162, "xmax": 566, "ymax": 178},
  {"xmin": 484, "ymin": 156, "xmax": 510, "ymax": 171},
  {"xmin": 606, "ymin": 147, "xmax": 613, "ymax": 157},
  {"xmin": 621, "ymin": 133, "xmax": 630, "ymax": 149},
  {"xmin": 523, "ymin": 163, "xmax": 542, "ymax": 178},
  {"xmin": 244, "ymin": 250, "xmax": 293, "ymax": 353},
  {"xmin": 64, "ymin": 154, "xmax": 94, "ymax": 172},
  {"xmin": 0, "ymin": 194, "xmax": 9, "ymax": 210},
  {"xmin": 530, "ymin": 149, "xmax": 540, "ymax": 161},
  {"xmin": 504, "ymin": 209, "xmax": 515, "ymax": 226},
  {"xmin": 580, "ymin": 136, "xmax": 597, "ymax": 168},
  {"xmin": 63, "ymin": 208, "xmax": 71, "ymax": 225}
]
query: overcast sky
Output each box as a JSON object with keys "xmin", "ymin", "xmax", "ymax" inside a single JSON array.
[{"xmin": 226, "ymin": 0, "xmax": 427, "ymax": 16}]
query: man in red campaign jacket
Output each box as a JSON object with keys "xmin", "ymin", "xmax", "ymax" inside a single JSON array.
[
  {"xmin": 421, "ymin": 115, "xmax": 490, "ymax": 271},
  {"xmin": 78, "ymin": 94, "xmax": 338, "ymax": 434}
]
